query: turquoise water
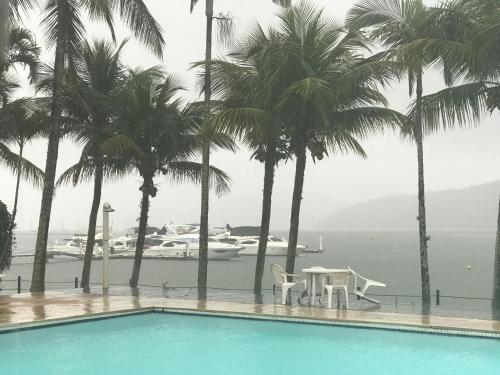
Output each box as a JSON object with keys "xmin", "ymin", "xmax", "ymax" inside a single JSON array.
[{"xmin": 1, "ymin": 313, "xmax": 500, "ymax": 374}]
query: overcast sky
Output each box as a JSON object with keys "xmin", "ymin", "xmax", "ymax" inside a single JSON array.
[{"xmin": 1, "ymin": 0, "xmax": 499, "ymax": 231}]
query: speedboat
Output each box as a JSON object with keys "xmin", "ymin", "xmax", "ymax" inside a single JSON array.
[{"xmin": 144, "ymin": 236, "xmax": 242, "ymax": 260}]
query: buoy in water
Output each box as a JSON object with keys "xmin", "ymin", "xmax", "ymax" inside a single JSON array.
[{"xmin": 467, "ymin": 265, "xmax": 472, "ymax": 270}]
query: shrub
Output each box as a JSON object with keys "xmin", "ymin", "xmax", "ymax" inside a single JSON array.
[{"xmin": 0, "ymin": 200, "xmax": 14, "ymax": 272}]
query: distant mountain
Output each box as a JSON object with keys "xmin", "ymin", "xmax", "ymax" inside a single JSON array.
[{"xmin": 320, "ymin": 180, "xmax": 500, "ymax": 231}]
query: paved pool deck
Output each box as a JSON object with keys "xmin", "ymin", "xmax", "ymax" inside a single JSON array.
[{"xmin": 1, "ymin": 291, "xmax": 500, "ymax": 336}]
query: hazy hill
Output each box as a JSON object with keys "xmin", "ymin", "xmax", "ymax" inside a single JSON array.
[{"xmin": 320, "ymin": 180, "xmax": 500, "ymax": 231}]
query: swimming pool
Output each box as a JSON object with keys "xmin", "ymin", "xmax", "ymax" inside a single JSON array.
[{"xmin": 1, "ymin": 312, "xmax": 499, "ymax": 374}]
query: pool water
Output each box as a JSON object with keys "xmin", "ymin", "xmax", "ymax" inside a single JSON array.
[{"xmin": 1, "ymin": 313, "xmax": 499, "ymax": 374}]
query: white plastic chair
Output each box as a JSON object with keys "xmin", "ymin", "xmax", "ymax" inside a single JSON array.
[
  {"xmin": 348, "ymin": 266, "xmax": 386, "ymax": 304},
  {"xmin": 271, "ymin": 264, "xmax": 306, "ymax": 305},
  {"xmin": 322, "ymin": 271, "xmax": 351, "ymax": 309}
]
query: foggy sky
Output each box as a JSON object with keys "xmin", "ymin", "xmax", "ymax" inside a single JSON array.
[{"xmin": 1, "ymin": 0, "xmax": 499, "ymax": 232}]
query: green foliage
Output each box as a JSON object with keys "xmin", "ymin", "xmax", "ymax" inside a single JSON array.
[
  {"xmin": 0, "ymin": 200, "xmax": 14, "ymax": 273},
  {"xmin": 395, "ymin": 0, "xmax": 500, "ymax": 130}
]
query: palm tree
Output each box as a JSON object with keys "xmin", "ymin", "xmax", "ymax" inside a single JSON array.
[
  {"xmin": 403, "ymin": 0, "xmax": 500, "ymax": 309},
  {"xmin": 55, "ymin": 39, "xmax": 126, "ymax": 292},
  {"xmin": 346, "ymin": 0, "xmax": 436, "ymax": 309},
  {"xmin": 255, "ymin": 2, "xmax": 405, "ymax": 281},
  {"xmin": 0, "ymin": 0, "xmax": 37, "ymax": 55},
  {"xmin": 0, "ymin": 25, "xmax": 40, "ymax": 105},
  {"xmin": 189, "ymin": 0, "xmax": 291, "ymax": 300},
  {"xmin": 97, "ymin": 68, "xmax": 231, "ymax": 288},
  {"xmin": 0, "ymin": 98, "xmax": 48, "ymax": 224},
  {"xmin": 0, "ymin": 99, "xmax": 46, "ymax": 268},
  {"xmin": 207, "ymin": 26, "xmax": 291, "ymax": 296},
  {"xmin": 30, "ymin": 0, "xmax": 165, "ymax": 292}
]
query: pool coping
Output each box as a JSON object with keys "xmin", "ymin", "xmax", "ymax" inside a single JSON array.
[{"xmin": 1, "ymin": 293, "xmax": 500, "ymax": 338}]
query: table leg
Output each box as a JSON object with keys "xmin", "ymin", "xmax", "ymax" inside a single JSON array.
[
  {"xmin": 307, "ymin": 274, "xmax": 312, "ymax": 306},
  {"xmin": 312, "ymin": 275, "xmax": 317, "ymax": 306}
]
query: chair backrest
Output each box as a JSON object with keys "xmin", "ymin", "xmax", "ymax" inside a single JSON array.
[
  {"xmin": 271, "ymin": 264, "xmax": 287, "ymax": 287},
  {"xmin": 325, "ymin": 271, "xmax": 350, "ymax": 287}
]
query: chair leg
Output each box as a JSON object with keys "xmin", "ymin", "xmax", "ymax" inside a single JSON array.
[
  {"xmin": 326, "ymin": 287, "xmax": 333, "ymax": 309},
  {"xmin": 344, "ymin": 286, "xmax": 349, "ymax": 309},
  {"xmin": 282, "ymin": 285, "xmax": 292, "ymax": 305}
]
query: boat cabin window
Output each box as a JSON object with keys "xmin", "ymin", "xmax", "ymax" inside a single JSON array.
[
  {"xmin": 147, "ymin": 239, "xmax": 163, "ymax": 246},
  {"xmin": 241, "ymin": 240, "xmax": 257, "ymax": 245},
  {"xmin": 162, "ymin": 242, "xmax": 175, "ymax": 247},
  {"xmin": 173, "ymin": 241, "xmax": 188, "ymax": 245}
]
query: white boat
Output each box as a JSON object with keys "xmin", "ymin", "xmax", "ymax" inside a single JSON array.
[
  {"xmin": 210, "ymin": 226, "xmax": 307, "ymax": 256},
  {"xmin": 145, "ymin": 236, "xmax": 242, "ymax": 260},
  {"xmin": 231, "ymin": 236, "xmax": 306, "ymax": 256},
  {"xmin": 48, "ymin": 237, "xmax": 102, "ymax": 258}
]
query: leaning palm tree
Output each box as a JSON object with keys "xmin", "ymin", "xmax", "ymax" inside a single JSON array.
[
  {"xmin": 259, "ymin": 2, "xmax": 405, "ymax": 280},
  {"xmin": 55, "ymin": 39, "xmax": 126, "ymax": 291},
  {"xmin": 346, "ymin": 0, "xmax": 437, "ymax": 309},
  {"xmin": 98, "ymin": 68, "xmax": 231, "ymax": 288},
  {"xmin": 190, "ymin": 0, "xmax": 292, "ymax": 300},
  {"xmin": 207, "ymin": 26, "xmax": 291, "ymax": 296},
  {"xmin": 30, "ymin": 0, "xmax": 165, "ymax": 292}
]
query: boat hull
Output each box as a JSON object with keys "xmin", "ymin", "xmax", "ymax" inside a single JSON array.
[{"xmin": 238, "ymin": 244, "xmax": 305, "ymax": 256}]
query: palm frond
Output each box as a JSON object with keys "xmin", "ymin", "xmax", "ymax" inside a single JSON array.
[
  {"xmin": 162, "ymin": 161, "xmax": 231, "ymax": 197},
  {"xmin": 115, "ymin": 0, "xmax": 165, "ymax": 57},
  {"xmin": 409, "ymin": 81, "xmax": 491, "ymax": 132},
  {"xmin": 56, "ymin": 156, "xmax": 132, "ymax": 186},
  {"xmin": 0, "ymin": 141, "xmax": 44, "ymax": 187}
]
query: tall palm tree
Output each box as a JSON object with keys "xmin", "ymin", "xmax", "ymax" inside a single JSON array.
[
  {"xmin": 97, "ymin": 68, "xmax": 231, "ymax": 288},
  {"xmin": 0, "ymin": 99, "xmax": 46, "ymax": 268},
  {"xmin": 31, "ymin": 0, "xmax": 165, "ymax": 292},
  {"xmin": 190, "ymin": 0, "xmax": 291, "ymax": 300},
  {"xmin": 0, "ymin": 98, "xmax": 48, "ymax": 224},
  {"xmin": 404, "ymin": 0, "xmax": 500, "ymax": 309},
  {"xmin": 208, "ymin": 26, "xmax": 291, "ymax": 296},
  {"xmin": 257, "ymin": 2, "xmax": 405, "ymax": 281},
  {"xmin": 346, "ymin": 0, "xmax": 436, "ymax": 308},
  {"xmin": 55, "ymin": 39, "xmax": 126, "ymax": 291}
]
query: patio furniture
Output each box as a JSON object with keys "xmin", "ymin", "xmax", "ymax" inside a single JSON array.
[
  {"xmin": 348, "ymin": 266, "xmax": 386, "ymax": 304},
  {"xmin": 271, "ymin": 264, "xmax": 307, "ymax": 305},
  {"xmin": 321, "ymin": 270, "xmax": 351, "ymax": 309},
  {"xmin": 302, "ymin": 267, "xmax": 350, "ymax": 306}
]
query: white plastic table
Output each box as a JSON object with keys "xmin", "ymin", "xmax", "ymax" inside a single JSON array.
[{"xmin": 302, "ymin": 267, "xmax": 350, "ymax": 306}]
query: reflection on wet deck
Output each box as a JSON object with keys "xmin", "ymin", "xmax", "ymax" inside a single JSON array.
[{"xmin": 1, "ymin": 291, "xmax": 500, "ymax": 336}]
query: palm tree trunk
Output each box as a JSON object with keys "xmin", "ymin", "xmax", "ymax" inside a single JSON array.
[
  {"xmin": 11, "ymin": 142, "xmax": 23, "ymax": 225},
  {"xmin": 415, "ymin": 71, "xmax": 431, "ymax": 309},
  {"xmin": 130, "ymin": 188, "xmax": 150, "ymax": 288},
  {"xmin": 30, "ymin": 36, "xmax": 65, "ymax": 293},
  {"xmin": 254, "ymin": 153, "xmax": 275, "ymax": 296},
  {"xmin": 80, "ymin": 163, "xmax": 103, "ymax": 291},
  {"xmin": 492, "ymin": 197, "xmax": 500, "ymax": 310},
  {"xmin": 285, "ymin": 145, "xmax": 306, "ymax": 277},
  {"xmin": 197, "ymin": 0, "xmax": 214, "ymax": 301}
]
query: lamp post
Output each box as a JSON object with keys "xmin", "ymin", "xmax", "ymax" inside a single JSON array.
[{"xmin": 103, "ymin": 202, "xmax": 115, "ymax": 294}]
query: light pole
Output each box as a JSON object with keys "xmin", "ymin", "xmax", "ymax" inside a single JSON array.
[{"xmin": 102, "ymin": 202, "xmax": 115, "ymax": 294}]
